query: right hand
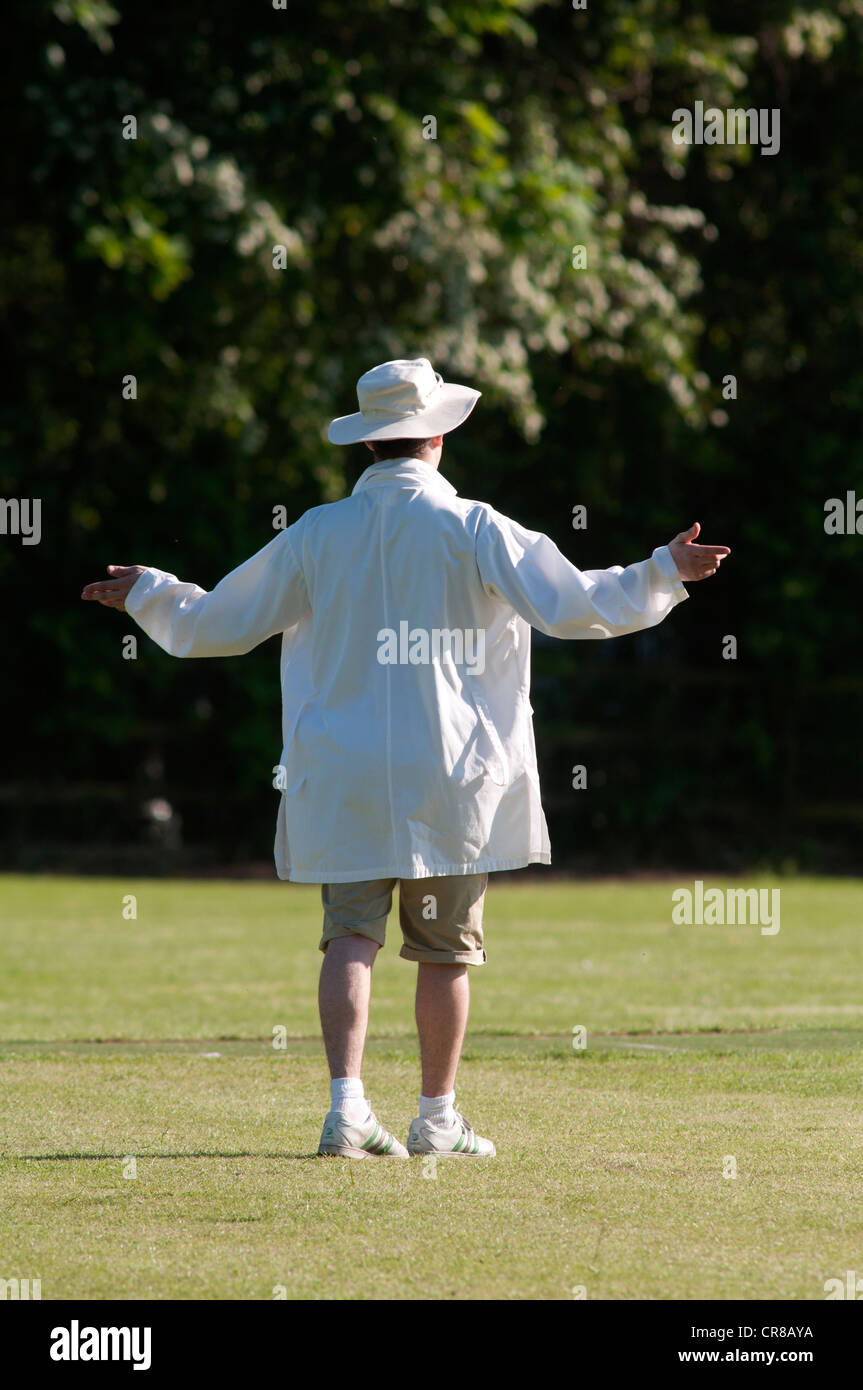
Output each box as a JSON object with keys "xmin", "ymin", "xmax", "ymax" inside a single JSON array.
[{"xmin": 667, "ymin": 523, "xmax": 730, "ymax": 582}]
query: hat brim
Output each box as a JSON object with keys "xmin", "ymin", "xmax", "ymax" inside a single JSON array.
[{"xmin": 327, "ymin": 383, "xmax": 480, "ymax": 445}]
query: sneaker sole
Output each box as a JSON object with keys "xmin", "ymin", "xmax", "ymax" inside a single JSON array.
[
  {"xmin": 318, "ymin": 1145, "xmax": 408, "ymax": 1160},
  {"xmin": 407, "ymin": 1147, "xmax": 496, "ymax": 1158}
]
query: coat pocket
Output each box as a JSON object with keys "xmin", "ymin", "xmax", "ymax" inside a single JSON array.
[
  {"xmin": 464, "ymin": 684, "xmax": 509, "ymax": 787},
  {"xmin": 278, "ymin": 699, "xmax": 313, "ymax": 794}
]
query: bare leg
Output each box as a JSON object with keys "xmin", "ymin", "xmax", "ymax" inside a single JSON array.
[
  {"xmin": 318, "ymin": 935, "xmax": 380, "ymax": 1079},
  {"xmin": 415, "ymin": 962, "xmax": 470, "ymax": 1095}
]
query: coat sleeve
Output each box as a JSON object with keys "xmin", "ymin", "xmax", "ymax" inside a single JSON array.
[
  {"xmin": 125, "ymin": 527, "xmax": 311, "ymax": 657},
  {"xmin": 474, "ymin": 507, "xmax": 688, "ymax": 639}
]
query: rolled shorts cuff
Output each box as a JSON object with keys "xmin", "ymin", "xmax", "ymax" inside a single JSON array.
[
  {"xmin": 319, "ymin": 916, "xmax": 387, "ymax": 954},
  {"xmin": 398, "ymin": 943, "xmax": 487, "ymax": 966}
]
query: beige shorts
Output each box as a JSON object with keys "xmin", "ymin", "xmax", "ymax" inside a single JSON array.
[{"xmin": 320, "ymin": 874, "xmax": 488, "ymax": 965}]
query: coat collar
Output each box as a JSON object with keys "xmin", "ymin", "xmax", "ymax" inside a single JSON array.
[{"xmin": 351, "ymin": 457, "xmax": 458, "ymax": 498}]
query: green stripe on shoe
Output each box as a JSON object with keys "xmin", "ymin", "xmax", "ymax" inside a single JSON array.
[{"xmin": 360, "ymin": 1123, "xmax": 381, "ymax": 1150}]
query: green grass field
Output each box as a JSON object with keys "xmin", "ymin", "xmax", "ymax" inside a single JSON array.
[{"xmin": 1, "ymin": 873, "xmax": 862, "ymax": 1300}]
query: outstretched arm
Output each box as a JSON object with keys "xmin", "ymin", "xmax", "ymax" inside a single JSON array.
[
  {"xmin": 475, "ymin": 510, "xmax": 730, "ymax": 640},
  {"xmin": 81, "ymin": 529, "xmax": 311, "ymax": 657}
]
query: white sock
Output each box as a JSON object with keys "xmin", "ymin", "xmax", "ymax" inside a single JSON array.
[
  {"xmin": 419, "ymin": 1091, "xmax": 456, "ymax": 1129},
  {"xmin": 330, "ymin": 1077, "xmax": 370, "ymax": 1124}
]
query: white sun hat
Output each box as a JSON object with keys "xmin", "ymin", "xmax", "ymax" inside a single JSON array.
[{"xmin": 327, "ymin": 357, "xmax": 480, "ymax": 444}]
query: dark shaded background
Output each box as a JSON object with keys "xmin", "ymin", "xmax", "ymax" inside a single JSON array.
[{"xmin": 2, "ymin": 1, "xmax": 861, "ymax": 876}]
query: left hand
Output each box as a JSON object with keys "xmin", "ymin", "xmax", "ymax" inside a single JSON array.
[{"xmin": 81, "ymin": 564, "xmax": 148, "ymax": 611}]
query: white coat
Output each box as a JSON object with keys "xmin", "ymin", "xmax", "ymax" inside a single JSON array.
[{"xmin": 126, "ymin": 458, "xmax": 688, "ymax": 882}]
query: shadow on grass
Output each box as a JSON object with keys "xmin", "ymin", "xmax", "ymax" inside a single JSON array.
[{"xmin": 10, "ymin": 1151, "xmax": 326, "ymax": 1161}]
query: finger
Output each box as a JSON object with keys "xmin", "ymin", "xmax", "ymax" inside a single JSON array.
[
  {"xmin": 689, "ymin": 544, "xmax": 731, "ymax": 557},
  {"xmin": 107, "ymin": 565, "xmax": 137, "ymax": 575},
  {"xmin": 675, "ymin": 521, "xmax": 700, "ymax": 544}
]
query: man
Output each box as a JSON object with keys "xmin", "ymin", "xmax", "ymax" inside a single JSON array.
[{"xmin": 82, "ymin": 357, "xmax": 730, "ymax": 1160}]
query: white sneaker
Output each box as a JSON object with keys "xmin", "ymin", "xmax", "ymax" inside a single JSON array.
[
  {"xmin": 318, "ymin": 1108, "xmax": 409, "ymax": 1159},
  {"xmin": 407, "ymin": 1109, "xmax": 496, "ymax": 1157}
]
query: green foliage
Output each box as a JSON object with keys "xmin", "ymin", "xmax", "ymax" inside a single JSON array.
[{"xmin": 2, "ymin": 0, "xmax": 861, "ymax": 868}]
